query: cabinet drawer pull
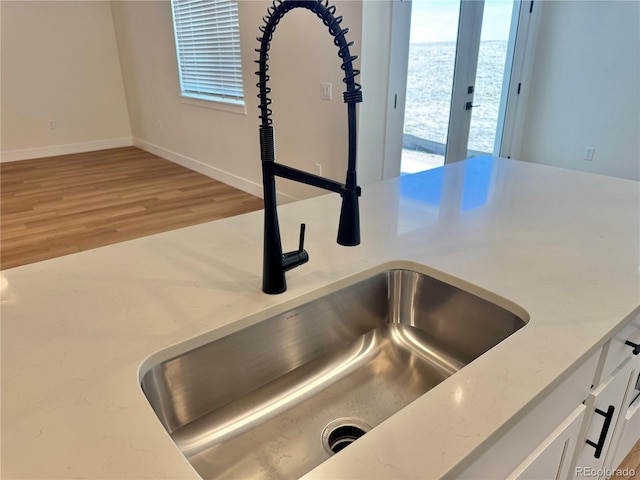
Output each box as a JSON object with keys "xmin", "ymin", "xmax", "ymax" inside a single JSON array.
[
  {"xmin": 585, "ymin": 405, "xmax": 615, "ymax": 459},
  {"xmin": 624, "ymin": 340, "xmax": 640, "ymax": 355}
]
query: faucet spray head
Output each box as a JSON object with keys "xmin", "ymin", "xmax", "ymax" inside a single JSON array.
[{"xmin": 337, "ymin": 188, "xmax": 360, "ymax": 246}]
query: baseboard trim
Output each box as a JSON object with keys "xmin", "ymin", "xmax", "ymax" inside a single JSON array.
[
  {"xmin": 132, "ymin": 137, "xmax": 297, "ymax": 204},
  {"xmin": 0, "ymin": 137, "xmax": 133, "ymax": 162}
]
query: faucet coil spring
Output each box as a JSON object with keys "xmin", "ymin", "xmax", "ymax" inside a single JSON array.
[{"xmin": 255, "ymin": 0, "xmax": 362, "ymax": 129}]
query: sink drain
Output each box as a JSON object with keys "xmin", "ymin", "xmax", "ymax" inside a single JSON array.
[{"xmin": 322, "ymin": 418, "xmax": 372, "ymax": 455}]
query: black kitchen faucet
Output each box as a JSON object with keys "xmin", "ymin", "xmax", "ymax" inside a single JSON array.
[{"xmin": 256, "ymin": 0, "xmax": 363, "ymax": 294}]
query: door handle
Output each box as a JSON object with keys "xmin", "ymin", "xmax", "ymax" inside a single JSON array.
[
  {"xmin": 585, "ymin": 405, "xmax": 615, "ymax": 458},
  {"xmin": 625, "ymin": 340, "xmax": 640, "ymax": 355}
]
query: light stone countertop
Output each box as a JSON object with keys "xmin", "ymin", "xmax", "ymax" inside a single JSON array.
[{"xmin": 2, "ymin": 156, "xmax": 639, "ymax": 479}]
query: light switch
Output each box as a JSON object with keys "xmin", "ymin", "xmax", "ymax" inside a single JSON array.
[
  {"xmin": 321, "ymin": 82, "xmax": 332, "ymax": 100},
  {"xmin": 584, "ymin": 146, "xmax": 595, "ymax": 161}
]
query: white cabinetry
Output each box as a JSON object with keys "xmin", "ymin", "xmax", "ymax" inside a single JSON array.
[
  {"xmin": 570, "ymin": 356, "xmax": 638, "ymax": 476},
  {"xmin": 607, "ymin": 390, "xmax": 640, "ymax": 470},
  {"xmin": 570, "ymin": 312, "xmax": 640, "ymax": 479},
  {"xmin": 507, "ymin": 405, "xmax": 586, "ymax": 480}
]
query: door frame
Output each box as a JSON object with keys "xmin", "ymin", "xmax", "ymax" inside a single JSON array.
[
  {"xmin": 498, "ymin": 0, "xmax": 542, "ymax": 159},
  {"xmin": 381, "ymin": 0, "xmax": 412, "ymax": 180},
  {"xmin": 445, "ymin": 0, "xmax": 484, "ymax": 164}
]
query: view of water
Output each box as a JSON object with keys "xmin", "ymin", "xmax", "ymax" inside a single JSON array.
[{"xmin": 404, "ymin": 40, "xmax": 509, "ymax": 154}]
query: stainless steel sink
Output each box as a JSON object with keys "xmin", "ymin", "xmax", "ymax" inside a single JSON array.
[{"xmin": 140, "ymin": 267, "xmax": 528, "ymax": 479}]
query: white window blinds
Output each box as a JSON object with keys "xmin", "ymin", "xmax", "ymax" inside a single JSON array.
[{"xmin": 171, "ymin": 0, "xmax": 244, "ymax": 105}]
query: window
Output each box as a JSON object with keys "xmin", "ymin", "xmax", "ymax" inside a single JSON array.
[{"xmin": 171, "ymin": 0, "xmax": 244, "ymax": 106}]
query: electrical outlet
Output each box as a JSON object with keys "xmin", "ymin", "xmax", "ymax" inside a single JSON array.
[
  {"xmin": 314, "ymin": 163, "xmax": 322, "ymax": 176},
  {"xmin": 584, "ymin": 146, "xmax": 595, "ymax": 161},
  {"xmin": 321, "ymin": 83, "xmax": 332, "ymax": 101},
  {"xmin": 49, "ymin": 120, "xmax": 56, "ymax": 130}
]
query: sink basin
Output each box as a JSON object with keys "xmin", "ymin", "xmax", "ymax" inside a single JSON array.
[{"xmin": 140, "ymin": 265, "xmax": 528, "ymax": 479}]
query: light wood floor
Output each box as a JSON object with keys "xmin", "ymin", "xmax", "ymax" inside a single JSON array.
[{"xmin": 1, "ymin": 147, "xmax": 264, "ymax": 269}]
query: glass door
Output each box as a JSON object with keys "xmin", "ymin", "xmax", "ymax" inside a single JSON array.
[
  {"xmin": 468, "ymin": 0, "xmax": 517, "ymax": 157},
  {"xmin": 445, "ymin": 0, "xmax": 484, "ymax": 164},
  {"xmin": 400, "ymin": 0, "xmax": 521, "ymax": 173},
  {"xmin": 401, "ymin": 0, "xmax": 462, "ymax": 174}
]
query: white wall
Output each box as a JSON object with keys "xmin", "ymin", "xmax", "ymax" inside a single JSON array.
[
  {"xmin": 110, "ymin": 0, "xmax": 363, "ymax": 201},
  {"xmin": 356, "ymin": 0, "xmax": 412, "ymax": 183},
  {"xmin": 0, "ymin": 1, "xmax": 132, "ymax": 161},
  {"xmin": 518, "ymin": 0, "xmax": 640, "ymax": 180},
  {"xmin": 357, "ymin": 0, "xmax": 392, "ymax": 185}
]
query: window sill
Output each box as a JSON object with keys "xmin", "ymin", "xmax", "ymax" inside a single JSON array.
[{"xmin": 179, "ymin": 95, "xmax": 247, "ymax": 115}]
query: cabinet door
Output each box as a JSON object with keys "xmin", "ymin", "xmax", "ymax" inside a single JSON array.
[
  {"xmin": 572, "ymin": 357, "xmax": 638, "ymax": 475},
  {"xmin": 604, "ymin": 367, "xmax": 640, "ymax": 472},
  {"xmin": 507, "ymin": 405, "xmax": 586, "ymax": 480}
]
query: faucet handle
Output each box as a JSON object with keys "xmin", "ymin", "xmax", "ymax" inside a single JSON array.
[
  {"xmin": 282, "ymin": 223, "xmax": 309, "ymax": 273},
  {"xmin": 298, "ymin": 223, "xmax": 306, "ymax": 252}
]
